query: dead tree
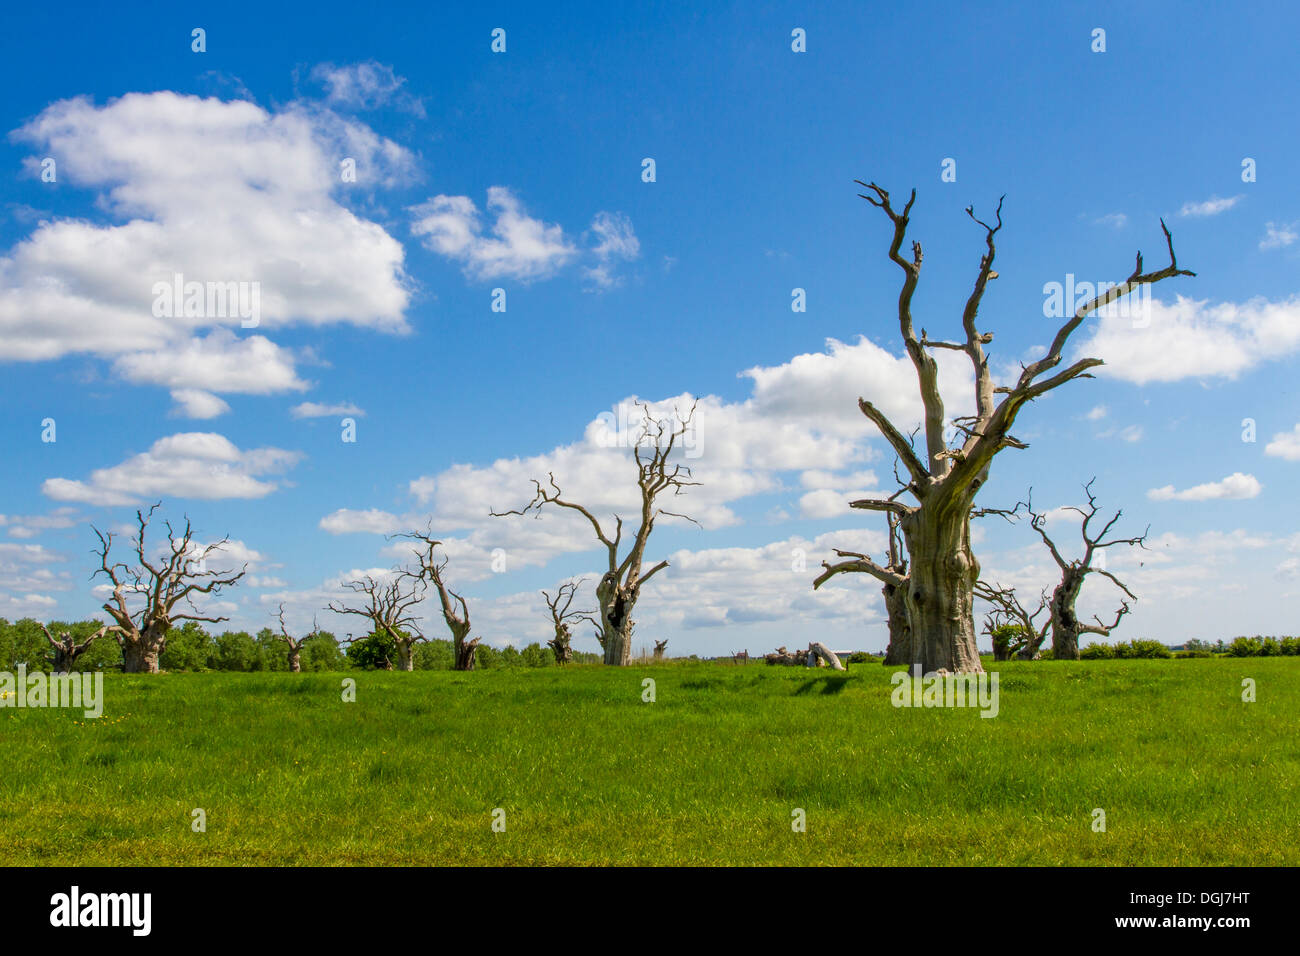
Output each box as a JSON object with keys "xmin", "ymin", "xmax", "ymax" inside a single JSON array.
[
  {"xmin": 542, "ymin": 580, "xmax": 593, "ymax": 665},
  {"xmin": 832, "ymin": 182, "xmax": 1192, "ymax": 673},
  {"xmin": 814, "ymin": 508, "xmax": 911, "ymax": 664},
  {"xmin": 402, "ymin": 533, "xmax": 481, "ymax": 671},
  {"xmin": 41, "ymin": 623, "xmax": 107, "ymax": 673},
  {"xmin": 974, "ymin": 580, "xmax": 1050, "ymax": 660},
  {"xmin": 275, "ymin": 604, "xmax": 309, "ymax": 673},
  {"xmin": 653, "ymin": 639, "xmax": 668, "ymax": 661},
  {"xmin": 1026, "ymin": 481, "xmax": 1148, "ymax": 660},
  {"xmin": 92, "ymin": 503, "xmax": 247, "ymax": 673},
  {"xmin": 328, "ymin": 573, "xmax": 425, "ymax": 671},
  {"xmin": 807, "ymin": 642, "xmax": 846, "ymax": 671},
  {"xmin": 493, "ymin": 401, "xmax": 699, "ymax": 666}
]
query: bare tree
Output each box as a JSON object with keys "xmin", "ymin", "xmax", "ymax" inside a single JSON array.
[
  {"xmin": 832, "ymin": 182, "xmax": 1192, "ymax": 673},
  {"xmin": 403, "ymin": 532, "xmax": 481, "ymax": 671},
  {"xmin": 542, "ymin": 580, "xmax": 593, "ymax": 665},
  {"xmin": 92, "ymin": 504, "xmax": 247, "ymax": 673},
  {"xmin": 814, "ymin": 509, "xmax": 911, "ymax": 664},
  {"xmin": 41, "ymin": 623, "xmax": 108, "ymax": 673},
  {"xmin": 974, "ymin": 580, "xmax": 1050, "ymax": 660},
  {"xmin": 275, "ymin": 604, "xmax": 310, "ymax": 673},
  {"xmin": 1025, "ymin": 480, "xmax": 1148, "ymax": 660},
  {"xmin": 653, "ymin": 639, "xmax": 668, "ymax": 661},
  {"xmin": 328, "ymin": 573, "xmax": 425, "ymax": 671},
  {"xmin": 493, "ymin": 402, "xmax": 699, "ymax": 666}
]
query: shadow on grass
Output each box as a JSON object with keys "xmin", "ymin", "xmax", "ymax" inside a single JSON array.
[{"xmin": 793, "ymin": 675, "xmax": 852, "ymax": 696}]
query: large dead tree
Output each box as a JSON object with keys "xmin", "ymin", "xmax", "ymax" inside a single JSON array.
[
  {"xmin": 328, "ymin": 572, "xmax": 425, "ymax": 671},
  {"xmin": 653, "ymin": 639, "xmax": 668, "ymax": 661},
  {"xmin": 92, "ymin": 504, "xmax": 247, "ymax": 673},
  {"xmin": 542, "ymin": 580, "xmax": 594, "ymax": 665},
  {"xmin": 493, "ymin": 402, "xmax": 699, "ymax": 666},
  {"xmin": 41, "ymin": 623, "xmax": 108, "ymax": 673},
  {"xmin": 402, "ymin": 533, "xmax": 481, "ymax": 671},
  {"xmin": 974, "ymin": 580, "xmax": 1050, "ymax": 660},
  {"xmin": 832, "ymin": 182, "xmax": 1193, "ymax": 673},
  {"xmin": 1026, "ymin": 480, "xmax": 1147, "ymax": 660},
  {"xmin": 275, "ymin": 604, "xmax": 310, "ymax": 673}
]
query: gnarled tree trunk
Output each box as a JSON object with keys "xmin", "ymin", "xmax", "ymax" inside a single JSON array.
[
  {"xmin": 881, "ymin": 579, "xmax": 912, "ymax": 665},
  {"xmin": 121, "ymin": 630, "xmax": 164, "ymax": 674},
  {"xmin": 1049, "ymin": 570, "xmax": 1086, "ymax": 661},
  {"xmin": 901, "ymin": 505, "xmax": 983, "ymax": 674}
]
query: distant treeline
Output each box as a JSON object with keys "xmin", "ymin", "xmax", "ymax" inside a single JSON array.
[{"xmin": 0, "ymin": 618, "xmax": 601, "ymax": 672}]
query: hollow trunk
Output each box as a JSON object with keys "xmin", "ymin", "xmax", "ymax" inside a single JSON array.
[
  {"xmin": 597, "ymin": 578, "xmax": 638, "ymax": 666},
  {"xmin": 881, "ymin": 579, "xmax": 912, "ymax": 665},
  {"xmin": 548, "ymin": 632, "xmax": 572, "ymax": 665},
  {"xmin": 900, "ymin": 506, "xmax": 983, "ymax": 674},
  {"xmin": 1049, "ymin": 571, "xmax": 1086, "ymax": 660},
  {"xmin": 287, "ymin": 649, "xmax": 302, "ymax": 672},
  {"xmin": 394, "ymin": 640, "xmax": 415, "ymax": 672},
  {"xmin": 454, "ymin": 634, "xmax": 480, "ymax": 671},
  {"xmin": 50, "ymin": 644, "xmax": 78, "ymax": 674}
]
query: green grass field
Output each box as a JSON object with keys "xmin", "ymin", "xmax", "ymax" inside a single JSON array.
[{"xmin": 2, "ymin": 658, "xmax": 1296, "ymax": 865}]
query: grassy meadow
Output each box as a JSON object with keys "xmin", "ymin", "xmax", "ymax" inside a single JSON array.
[{"xmin": 1, "ymin": 658, "xmax": 1296, "ymax": 866}]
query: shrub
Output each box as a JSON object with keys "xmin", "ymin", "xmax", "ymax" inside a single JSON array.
[
  {"xmin": 1228, "ymin": 636, "xmax": 1263, "ymax": 657},
  {"xmin": 1080, "ymin": 642, "xmax": 1114, "ymax": 660},
  {"xmin": 1114, "ymin": 640, "xmax": 1172, "ymax": 659}
]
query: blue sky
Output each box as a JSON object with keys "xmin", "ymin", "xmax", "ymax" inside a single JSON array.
[{"xmin": 1, "ymin": 1, "xmax": 1297, "ymax": 655}]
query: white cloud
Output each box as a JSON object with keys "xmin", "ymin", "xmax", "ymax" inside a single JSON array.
[
  {"xmin": 2, "ymin": 92, "xmax": 411, "ymax": 369},
  {"xmin": 291, "ymin": 401, "xmax": 365, "ymax": 419},
  {"xmin": 1147, "ymin": 472, "xmax": 1261, "ymax": 502},
  {"xmin": 1077, "ymin": 295, "xmax": 1300, "ymax": 384},
  {"xmin": 169, "ymin": 388, "xmax": 231, "ymax": 419},
  {"xmin": 411, "ymin": 187, "xmax": 577, "ymax": 281},
  {"xmin": 1094, "ymin": 213, "xmax": 1127, "ymax": 229},
  {"xmin": 115, "ymin": 330, "xmax": 308, "ymax": 395},
  {"xmin": 1086, "ymin": 404, "xmax": 1108, "ymax": 421},
  {"xmin": 583, "ymin": 211, "xmax": 640, "ymax": 289},
  {"xmin": 1259, "ymin": 221, "xmax": 1298, "ymax": 250},
  {"xmin": 42, "ymin": 432, "xmax": 302, "ymax": 506},
  {"xmin": 1265, "ymin": 424, "xmax": 1300, "ymax": 461},
  {"xmin": 310, "ymin": 61, "xmax": 424, "ymax": 115},
  {"xmin": 320, "ymin": 508, "xmax": 400, "ymax": 535},
  {"xmin": 1179, "ymin": 195, "xmax": 1242, "ymax": 218},
  {"xmin": 2, "ymin": 507, "xmax": 79, "ymax": 539}
]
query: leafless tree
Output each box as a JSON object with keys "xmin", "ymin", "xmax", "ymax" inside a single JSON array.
[
  {"xmin": 328, "ymin": 572, "xmax": 425, "ymax": 671},
  {"xmin": 830, "ymin": 182, "xmax": 1192, "ymax": 673},
  {"xmin": 542, "ymin": 580, "xmax": 594, "ymax": 665},
  {"xmin": 493, "ymin": 401, "xmax": 699, "ymax": 666},
  {"xmin": 814, "ymin": 508, "xmax": 911, "ymax": 664},
  {"xmin": 92, "ymin": 503, "xmax": 247, "ymax": 673},
  {"xmin": 974, "ymin": 580, "xmax": 1050, "ymax": 660},
  {"xmin": 653, "ymin": 639, "xmax": 668, "ymax": 661},
  {"xmin": 402, "ymin": 532, "xmax": 481, "ymax": 671},
  {"xmin": 275, "ymin": 604, "xmax": 310, "ymax": 673},
  {"xmin": 41, "ymin": 623, "xmax": 108, "ymax": 673},
  {"xmin": 1025, "ymin": 480, "xmax": 1148, "ymax": 659}
]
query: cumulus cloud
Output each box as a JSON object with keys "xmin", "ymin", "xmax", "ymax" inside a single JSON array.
[
  {"xmin": 42, "ymin": 432, "xmax": 302, "ymax": 506},
  {"xmin": 1147, "ymin": 472, "xmax": 1261, "ymax": 502},
  {"xmin": 319, "ymin": 508, "xmax": 400, "ymax": 534},
  {"xmin": 1259, "ymin": 221, "xmax": 1298, "ymax": 250},
  {"xmin": 1076, "ymin": 295, "xmax": 1300, "ymax": 384},
  {"xmin": 1265, "ymin": 425, "xmax": 1300, "ymax": 461},
  {"xmin": 114, "ymin": 330, "xmax": 308, "ymax": 395},
  {"xmin": 2, "ymin": 92, "xmax": 412, "ymax": 371},
  {"xmin": 411, "ymin": 187, "xmax": 577, "ymax": 281},
  {"xmin": 169, "ymin": 388, "xmax": 231, "ymax": 419}
]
